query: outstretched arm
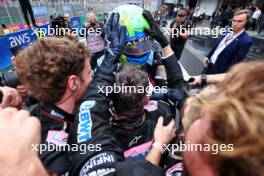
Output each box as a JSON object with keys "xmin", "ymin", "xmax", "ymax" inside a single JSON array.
[
  {"xmin": 68, "ymin": 13, "xmax": 127, "ymax": 175},
  {"xmin": 143, "ymin": 10, "xmax": 184, "ymax": 89}
]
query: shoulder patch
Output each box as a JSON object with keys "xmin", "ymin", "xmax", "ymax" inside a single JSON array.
[
  {"xmin": 166, "ymin": 162, "xmax": 184, "ymax": 176},
  {"xmin": 124, "ymin": 140, "xmax": 153, "ymax": 158},
  {"xmin": 46, "ymin": 130, "xmax": 68, "ymax": 147},
  {"xmin": 144, "ymin": 100, "xmax": 158, "ymax": 112},
  {"xmin": 80, "ymin": 152, "xmax": 116, "ymax": 176}
]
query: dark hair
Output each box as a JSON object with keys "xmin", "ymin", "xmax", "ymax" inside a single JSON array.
[
  {"xmin": 1, "ymin": 24, "xmax": 7, "ymax": 28},
  {"xmin": 50, "ymin": 15, "xmax": 67, "ymax": 29},
  {"xmin": 113, "ymin": 63, "xmax": 149, "ymax": 116}
]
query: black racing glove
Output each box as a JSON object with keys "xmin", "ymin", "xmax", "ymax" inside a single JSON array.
[
  {"xmin": 104, "ymin": 13, "xmax": 127, "ymax": 57},
  {"xmin": 143, "ymin": 10, "xmax": 169, "ymax": 49},
  {"xmin": 166, "ymin": 88, "xmax": 187, "ymax": 109}
]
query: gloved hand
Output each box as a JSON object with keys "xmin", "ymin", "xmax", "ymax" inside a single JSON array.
[
  {"xmin": 104, "ymin": 13, "xmax": 127, "ymax": 56},
  {"xmin": 143, "ymin": 10, "xmax": 169, "ymax": 49},
  {"xmin": 166, "ymin": 88, "xmax": 187, "ymax": 110}
]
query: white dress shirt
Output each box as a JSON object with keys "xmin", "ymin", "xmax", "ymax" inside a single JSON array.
[
  {"xmin": 252, "ymin": 9, "xmax": 261, "ymax": 20},
  {"xmin": 210, "ymin": 29, "xmax": 245, "ymax": 64}
]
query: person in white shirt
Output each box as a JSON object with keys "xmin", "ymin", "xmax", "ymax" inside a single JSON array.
[
  {"xmin": 192, "ymin": 6, "xmax": 200, "ymax": 27},
  {"xmin": 173, "ymin": 6, "xmax": 178, "ymax": 18},
  {"xmin": 251, "ymin": 5, "xmax": 261, "ymax": 31}
]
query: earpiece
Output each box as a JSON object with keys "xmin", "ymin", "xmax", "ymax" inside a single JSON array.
[
  {"xmin": 72, "ymin": 80, "xmax": 78, "ymax": 90},
  {"xmin": 74, "ymin": 80, "xmax": 78, "ymax": 86}
]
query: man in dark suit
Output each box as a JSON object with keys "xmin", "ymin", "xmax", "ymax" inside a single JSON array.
[
  {"xmin": 203, "ymin": 9, "xmax": 252, "ymax": 75},
  {"xmin": 170, "ymin": 9, "xmax": 190, "ymax": 60},
  {"xmin": 18, "ymin": 0, "xmax": 37, "ymax": 28}
]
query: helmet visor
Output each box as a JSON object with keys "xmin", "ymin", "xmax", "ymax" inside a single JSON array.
[{"xmin": 123, "ymin": 36, "xmax": 154, "ymax": 56}]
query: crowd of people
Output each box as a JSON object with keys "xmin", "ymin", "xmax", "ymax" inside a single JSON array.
[
  {"xmin": 209, "ymin": 4, "xmax": 264, "ymax": 33},
  {"xmin": 0, "ymin": 3, "xmax": 264, "ymax": 176},
  {"xmin": 0, "ymin": 23, "xmax": 12, "ymax": 35},
  {"xmin": 156, "ymin": 3, "xmax": 264, "ymax": 35}
]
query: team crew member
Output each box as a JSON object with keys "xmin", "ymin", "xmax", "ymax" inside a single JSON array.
[
  {"xmin": 67, "ymin": 13, "xmax": 126, "ymax": 175},
  {"xmin": 111, "ymin": 63, "xmax": 175, "ymax": 158},
  {"xmin": 67, "ymin": 13, "xmax": 176, "ymax": 176},
  {"xmin": 15, "ymin": 37, "xmax": 92, "ymax": 175}
]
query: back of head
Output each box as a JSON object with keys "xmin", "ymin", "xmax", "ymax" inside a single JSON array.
[
  {"xmin": 50, "ymin": 15, "xmax": 69, "ymax": 35},
  {"xmin": 113, "ymin": 63, "xmax": 149, "ymax": 116},
  {"xmin": 15, "ymin": 37, "xmax": 90, "ymax": 103},
  {"xmin": 202, "ymin": 60, "xmax": 264, "ymax": 176}
]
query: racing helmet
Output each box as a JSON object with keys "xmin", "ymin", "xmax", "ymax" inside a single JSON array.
[{"xmin": 110, "ymin": 5, "xmax": 154, "ymax": 65}]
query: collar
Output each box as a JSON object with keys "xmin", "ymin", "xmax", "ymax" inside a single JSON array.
[
  {"xmin": 40, "ymin": 103, "xmax": 75, "ymax": 124},
  {"xmin": 230, "ymin": 29, "xmax": 245, "ymax": 39}
]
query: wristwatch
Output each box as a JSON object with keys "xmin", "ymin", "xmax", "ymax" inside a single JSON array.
[{"xmin": 201, "ymin": 74, "xmax": 207, "ymax": 88}]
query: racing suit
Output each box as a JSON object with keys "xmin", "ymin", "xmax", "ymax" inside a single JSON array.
[
  {"xmin": 111, "ymin": 53, "xmax": 185, "ymax": 171},
  {"xmin": 111, "ymin": 100, "xmax": 174, "ymax": 158},
  {"xmin": 67, "ymin": 51, "xmax": 124, "ymax": 176},
  {"xmin": 31, "ymin": 103, "xmax": 74, "ymax": 175},
  {"xmin": 110, "ymin": 52, "xmax": 183, "ymax": 151},
  {"xmin": 145, "ymin": 49, "xmax": 185, "ymax": 89},
  {"xmin": 67, "ymin": 48, "xmax": 168, "ymax": 176}
]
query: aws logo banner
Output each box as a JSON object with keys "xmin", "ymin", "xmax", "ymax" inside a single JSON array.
[{"xmin": 0, "ymin": 24, "xmax": 49, "ymax": 71}]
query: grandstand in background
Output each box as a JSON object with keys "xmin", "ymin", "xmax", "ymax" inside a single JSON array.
[
  {"xmin": 0, "ymin": 0, "xmax": 88, "ymax": 28},
  {"xmin": 0, "ymin": 0, "xmax": 147, "ymax": 30}
]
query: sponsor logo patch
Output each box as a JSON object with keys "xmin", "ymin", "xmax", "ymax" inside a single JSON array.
[
  {"xmin": 78, "ymin": 101, "xmax": 95, "ymax": 143},
  {"xmin": 80, "ymin": 152, "xmax": 116, "ymax": 176},
  {"xmin": 144, "ymin": 100, "xmax": 158, "ymax": 112},
  {"xmin": 46, "ymin": 130, "xmax": 68, "ymax": 147}
]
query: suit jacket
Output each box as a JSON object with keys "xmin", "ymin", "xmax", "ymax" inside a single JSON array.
[{"xmin": 205, "ymin": 30, "xmax": 252, "ymax": 74}]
